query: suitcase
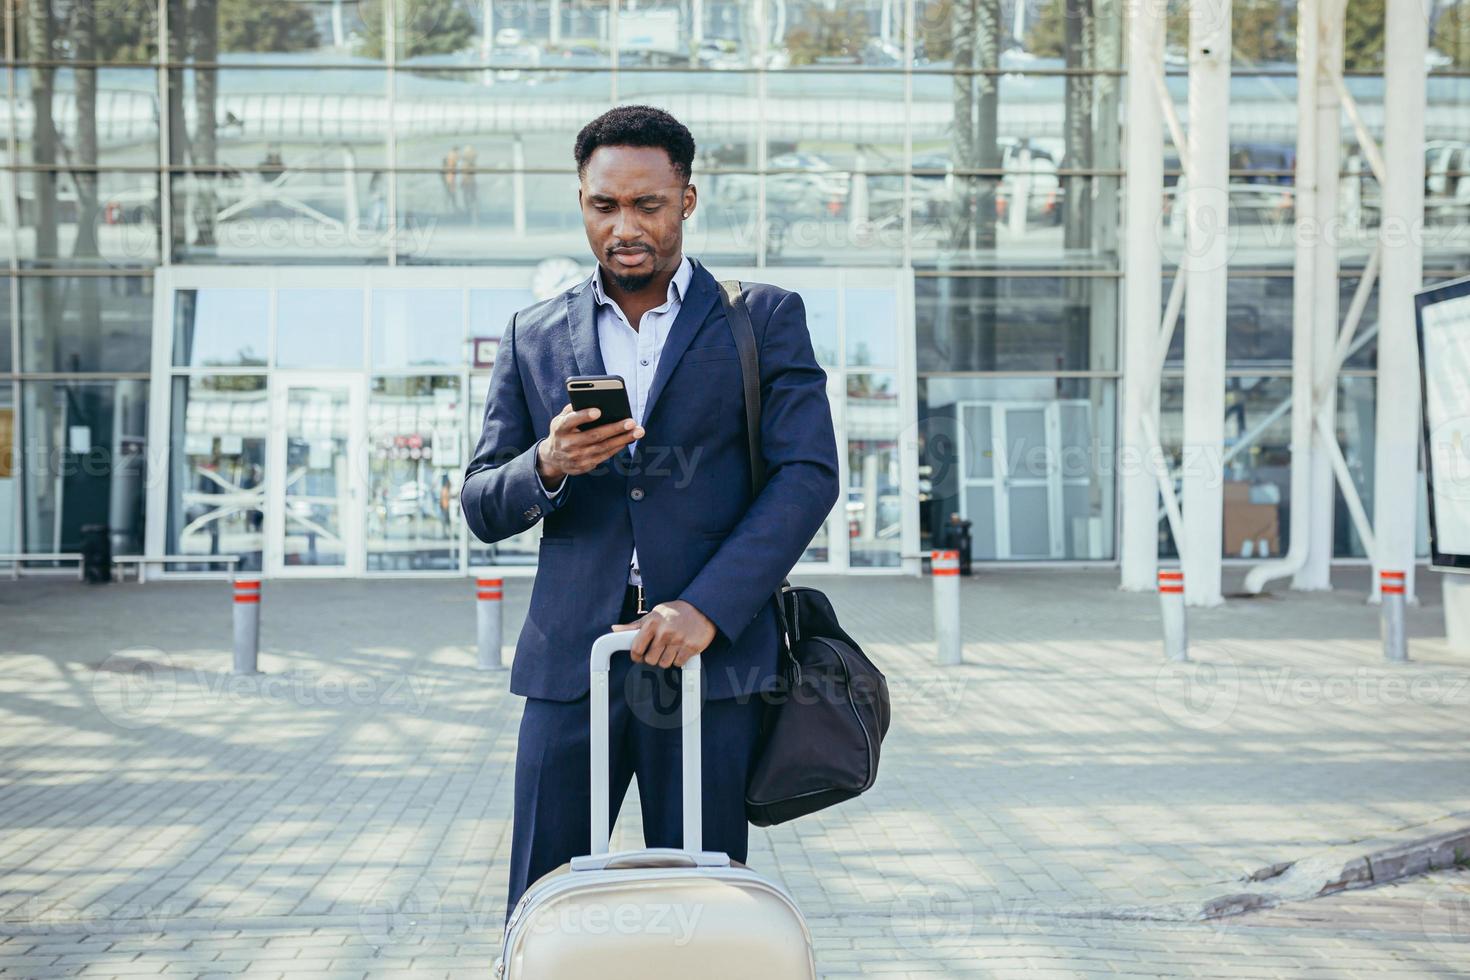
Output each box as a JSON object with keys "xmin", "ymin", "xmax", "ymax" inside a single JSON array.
[{"xmin": 493, "ymin": 630, "xmax": 816, "ymax": 979}]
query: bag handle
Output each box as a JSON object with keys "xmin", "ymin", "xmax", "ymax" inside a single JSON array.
[
  {"xmin": 717, "ymin": 280, "xmax": 798, "ymax": 665},
  {"xmin": 589, "ymin": 631, "xmax": 703, "ymax": 855}
]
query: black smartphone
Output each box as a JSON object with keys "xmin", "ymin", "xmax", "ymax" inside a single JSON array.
[{"xmin": 566, "ymin": 375, "xmax": 634, "ymax": 432}]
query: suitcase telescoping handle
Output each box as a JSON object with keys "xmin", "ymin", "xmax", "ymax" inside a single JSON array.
[{"xmin": 589, "ymin": 631, "xmax": 703, "ymax": 856}]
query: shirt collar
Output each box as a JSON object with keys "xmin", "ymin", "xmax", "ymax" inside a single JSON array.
[{"xmin": 590, "ymin": 254, "xmax": 692, "ymax": 312}]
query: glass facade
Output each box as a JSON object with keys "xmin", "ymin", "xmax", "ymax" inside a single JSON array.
[{"xmin": 3, "ymin": 0, "xmax": 1468, "ymax": 575}]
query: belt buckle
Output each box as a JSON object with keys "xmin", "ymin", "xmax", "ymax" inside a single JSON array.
[{"xmin": 635, "ymin": 584, "xmax": 647, "ymax": 615}]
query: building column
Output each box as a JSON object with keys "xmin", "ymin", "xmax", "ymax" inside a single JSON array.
[
  {"xmin": 1372, "ymin": 0, "xmax": 1427, "ymax": 602},
  {"xmin": 1119, "ymin": 0, "xmax": 1164, "ymax": 590},
  {"xmin": 1295, "ymin": 1, "xmax": 1346, "ymax": 590},
  {"xmin": 1181, "ymin": 0, "xmax": 1231, "ymax": 606}
]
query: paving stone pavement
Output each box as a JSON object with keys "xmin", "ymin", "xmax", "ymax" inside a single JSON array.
[{"xmin": 2, "ymin": 567, "xmax": 1468, "ymax": 978}]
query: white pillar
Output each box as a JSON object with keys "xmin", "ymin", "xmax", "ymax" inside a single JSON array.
[
  {"xmin": 1120, "ymin": 0, "xmax": 1165, "ymax": 591},
  {"xmin": 1296, "ymin": 1, "xmax": 1347, "ymax": 591},
  {"xmin": 1373, "ymin": 0, "xmax": 1427, "ymax": 603},
  {"xmin": 1181, "ymin": 0, "xmax": 1231, "ymax": 607}
]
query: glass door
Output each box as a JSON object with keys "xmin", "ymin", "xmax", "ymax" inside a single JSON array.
[
  {"xmin": 958, "ymin": 399, "xmax": 1096, "ymax": 560},
  {"xmin": 266, "ymin": 374, "xmax": 365, "ymax": 576}
]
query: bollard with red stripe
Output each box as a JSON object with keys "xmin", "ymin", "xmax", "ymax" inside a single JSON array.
[
  {"xmin": 1380, "ymin": 570, "xmax": 1408, "ymax": 663},
  {"xmin": 232, "ymin": 577, "xmax": 262, "ymax": 675},
  {"xmin": 932, "ymin": 549, "xmax": 962, "ymax": 666},
  {"xmin": 476, "ymin": 576, "xmax": 505, "ymax": 670},
  {"xmin": 1158, "ymin": 568, "xmax": 1188, "ymax": 662}
]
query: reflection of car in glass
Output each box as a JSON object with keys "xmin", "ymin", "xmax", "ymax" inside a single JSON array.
[
  {"xmin": 1425, "ymin": 141, "xmax": 1470, "ymax": 223},
  {"xmin": 1161, "ymin": 181, "xmax": 1293, "ymax": 232},
  {"xmin": 900, "ymin": 141, "xmax": 1065, "ymax": 227},
  {"xmin": 383, "ymin": 479, "xmax": 443, "ymax": 522},
  {"xmin": 846, "ymin": 491, "xmax": 903, "ymax": 541},
  {"xmin": 716, "ymin": 153, "xmax": 851, "ymax": 215}
]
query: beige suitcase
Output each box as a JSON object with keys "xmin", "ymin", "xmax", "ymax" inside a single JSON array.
[{"xmin": 494, "ymin": 630, "xmax": 816, "ymax": 979}]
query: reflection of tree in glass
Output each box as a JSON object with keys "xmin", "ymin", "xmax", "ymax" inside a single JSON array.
[
  {"xmin": 216, "ymin": 0, "xmax": 321, "ymax": 52},
  {"xmin": 781, "ymin": 7, "xmax": 868, "ymax": 65},
  {"xmin": 356, "ymin": 0, "xmax": 477, "ymax": 60}
]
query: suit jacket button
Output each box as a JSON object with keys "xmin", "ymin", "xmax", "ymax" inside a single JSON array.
[{"xmin": 629, "ymin": 487, "xmax": 645, "ymax": 501}]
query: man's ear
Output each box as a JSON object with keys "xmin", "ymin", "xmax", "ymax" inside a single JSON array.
[{"xmin": 682, "ymin": 183, "xmax": 697, "ymax": 219}]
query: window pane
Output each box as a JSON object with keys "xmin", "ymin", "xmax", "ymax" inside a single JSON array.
[
  {"xmin": 20, "ymin": 275, "xmax": 153, "ymax": 373},
  {"xmin": 804, "ymin": 288, "xmax": 839, "ymax": 367},
  {"xmin": 920, "ymin": 376, "xmax": 1115, "ymax": 561},
  {"xmin": 14, "ymin": 69, "xmax": 160, "ymax": 166},
  {"xmin": 1157, "ymin": 375, "xmax": 1292, "ymax": 560},
  {"xmin": 21, "ymin": 379, "xmax": 149, "ymax": 558},
  {"xmin": 396, "ymin": 0, "xmax": 615, "ymax": 67},
  {"xmin": 394, "ymin": 70, "xmax": 611, "ymax": 172},
  {"xmin": 173, "ymin": 289, "xmax": 270, "ymax": 368},
  {"xmin": 916, "ymin": 275, "xmax": 1118, "ymax": 372},
  {"xmin": 167, "ymin": 375, "xmax": 268, "ymax": 573},
  {"xmin": 765, "ymin": 73, "xmax": 904, "ymax": 170},
  {"xmin": 0, "ymin": 384, "xmax": 14, "ymax": 559},
  {"xmin": 276, "ymin": 289, "xmax": 364, "ymax": 369},
  {"xmin": 468, "ymin": 373, "xmax": 540, "ymax": 565},
  {"xmin": 845, "ymin": 287, "xmax": 897, "ymax": 367},
  {"xmin": 470, "ymin": 288, "xmax": 537, "ymax": 347},
  {"xmin": 846, "ymin": 371, "xmax": 901, "ymax": 568},
  {"xmin": 372, "ymin": 289, "xmax": 463, "ymax": 369},
  {"xmin": 367, "ymin": 375, "xmax": 464, "ymax": 572},
  {"xmin": 173, "ymin": 69, "xmax": 390, "ymax": 170},
  {"xmin": 1335, "ymin": 375, "xmax": 1376, "ymax": 560},
  {"xmin": 0, "ymin": 280, "xmax": 11, "ymax": 374},
  {"xmin": 772, "ymin": 0, "xmax": 904, "ymax": 69},
  {"xmin": 17, "ymin": 1, "xmax": 157, "ymax": 61},
  {"xmin": 13, "ymin": 171, "xmax": 162, "ymax": 267},
  {"xmin": 184, "ymin": 0, "xmax": 375, "ymax": 62},
  {"xmin": 172, "ymin": 171, "xmax": 390, "ymax": 264}
]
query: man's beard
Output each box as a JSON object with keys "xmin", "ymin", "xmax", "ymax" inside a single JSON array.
[
  {"xmin": 608, "ymin": 268, "xmax": 658, "ymax": 293},
  {"xmin": 605, "ymin": 247, "xmax": 657, "ymax": 293}
]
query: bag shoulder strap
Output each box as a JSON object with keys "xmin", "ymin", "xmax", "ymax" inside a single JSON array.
[
  {"xmin": 716, "ymin": 279, "xmax": 796, "ymax": 654},
  {"xmin": 716, "ymin": 279, "xmax": 765, "ymax": 496}
]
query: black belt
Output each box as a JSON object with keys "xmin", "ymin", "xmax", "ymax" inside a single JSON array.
[{"xmin": 621, "ymin": 583, "xmax": 648, "ymax": 621}]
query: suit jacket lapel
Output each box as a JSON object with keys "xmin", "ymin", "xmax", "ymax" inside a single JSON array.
[
  {"xmin": 642, "ymin": 258, "xmax": 718, "ymax": 425},
  {"xmin": 563, "ymin": 276, "xmax": 606, "ymax": 378}
]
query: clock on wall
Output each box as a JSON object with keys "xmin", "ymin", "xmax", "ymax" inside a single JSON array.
[{"xmin": 532, "ymin": 257, "xmax": 586, "ymax": 301}]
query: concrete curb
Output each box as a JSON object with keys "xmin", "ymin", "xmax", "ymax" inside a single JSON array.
[{"xmin": 1198, "ymin": 811, "xmax": 1470, "ymax": 919}]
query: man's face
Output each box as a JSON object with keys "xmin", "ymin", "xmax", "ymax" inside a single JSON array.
[{"xmin": 579, "ymin": 145, "xmax": 696, "ymax": 293}]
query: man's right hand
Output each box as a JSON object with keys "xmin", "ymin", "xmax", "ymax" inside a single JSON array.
[{"xmin": 536, "ymin": 404, "xmax": 643, "ymax": 491}]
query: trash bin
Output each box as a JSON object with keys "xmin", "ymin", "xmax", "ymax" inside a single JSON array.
[
  {"xmin": 946, "ymin": 513, "xmax": 974, "ymax": 577},
  {"xmin": 80, "ymin": 523, "xmax": 112, "ymax": 585}
]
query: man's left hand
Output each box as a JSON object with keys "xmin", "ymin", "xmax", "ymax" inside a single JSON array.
[{"xmin": 612, "ymin": 600, "xmax": 716, "ymax": 669}]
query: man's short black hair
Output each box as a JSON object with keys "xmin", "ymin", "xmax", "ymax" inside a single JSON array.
[{"xmin": 574, "ymin": 105, "xmax": 696, "ymax": 184}]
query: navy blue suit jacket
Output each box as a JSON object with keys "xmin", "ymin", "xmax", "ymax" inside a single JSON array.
[{"xmin": 461, "ymin": 257, "xmax": 840, "ymax": 702}]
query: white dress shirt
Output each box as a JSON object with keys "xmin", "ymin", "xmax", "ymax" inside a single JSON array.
[{"xmin": 539, "ymin": 254, "xmax": 694, "ymax": 587}]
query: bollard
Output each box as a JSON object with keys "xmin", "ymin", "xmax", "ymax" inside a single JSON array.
[
  {"xmin": 232, "ymin": 577, "xmax": 261, "ymax": 675},
  {"xmin": 932, "ymin": 549, "xmax": 962, "ymax": 666},
  {"xmin": 1158, "ymin": 568, "xmax": 1188, "ymax": 662},
  {"xmin": 1380, "ymin": 570, "xmax": 1408, "ymax": 663},
  {"xmin": 476, "ymin": 577, "xmax": 505, "ymax": 670}
]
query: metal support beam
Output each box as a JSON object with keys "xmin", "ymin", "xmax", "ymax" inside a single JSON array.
[
  {"xmin": 1298, "ymin": 0, "xmax": 1347, "ymax": 590},
  {"xmin": 1372, "ymin": 0, "xmax": 1427, "ymax": 603},
  {"xmin": 1180, "ymin": 0, "xmax": 1230, "ymax": 607},
  {"xmin": 1119, "ymin": 0, "xmax": 1166, "ymax": 591}
]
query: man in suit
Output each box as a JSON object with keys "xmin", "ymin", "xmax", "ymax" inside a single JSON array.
[{"xmin": 461, "ymin": 105, "xmax": 839, "ymax": 921}]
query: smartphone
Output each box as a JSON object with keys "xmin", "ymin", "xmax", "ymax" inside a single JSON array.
[{"xmin": 566, "ymin": 375, "xmax": 634, "ymax": 432}]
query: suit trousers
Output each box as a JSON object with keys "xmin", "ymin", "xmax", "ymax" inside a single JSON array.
[{"xmin": 504, "ymin": 585, "xmax": 767, "ymax": 923}]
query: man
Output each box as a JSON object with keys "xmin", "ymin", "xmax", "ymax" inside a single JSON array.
[{"xmin": 460, "ymin": 105, "xmax": 839, "ymax": 920}]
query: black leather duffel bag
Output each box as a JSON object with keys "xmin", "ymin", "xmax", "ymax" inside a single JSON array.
[{"xmin": 716, "ymin": 280, "xmax": 893, "ymax": 827}]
